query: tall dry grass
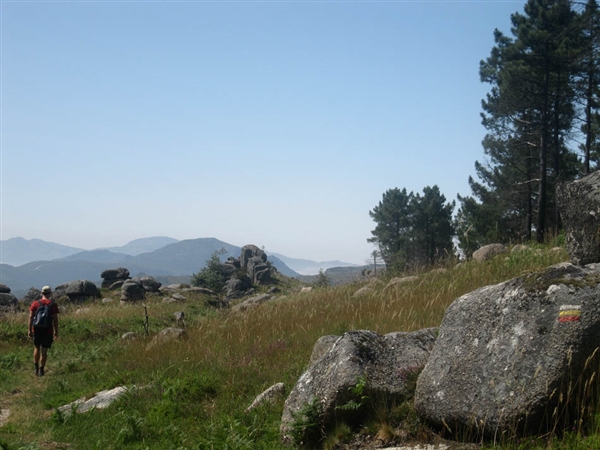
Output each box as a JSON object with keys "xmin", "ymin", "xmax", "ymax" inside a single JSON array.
[{"xmin": 1, "ymin": 243, "xmax": 583, "ymax": 449}]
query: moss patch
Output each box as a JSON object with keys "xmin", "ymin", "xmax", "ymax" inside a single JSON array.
[{"xmin": 521, "ymin": 264, "xmax": 600, "ymax": 294}]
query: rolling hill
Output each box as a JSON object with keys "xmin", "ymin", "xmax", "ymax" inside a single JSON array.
[{"xmin": 0, "ymin": 238, "xmax": 301, "ymax": 298}]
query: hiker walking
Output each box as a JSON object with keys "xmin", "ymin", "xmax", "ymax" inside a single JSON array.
[{"xmin": 28, "ymin": 286, "xmax": 59, "ymax": 376}]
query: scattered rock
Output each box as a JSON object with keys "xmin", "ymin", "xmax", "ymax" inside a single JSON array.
[
  {"xmin": 146, "ymin": 327, "xmax": 188, "ymax": 350},
  {"xmin": 163, "ymin": 284, "xmax": 188, "ymax": 291},
  {"xmin": 102, "ymin": 297, "xmax": 114, "ymax": 304},
  {"xmin": 472, "ymin": 243, "xmax": 506, "ymax": 262},
  {"xmin": 57, "ymin": 386, "xmax": 130, "ymax": 415},
  {"xmin": 232, "ymin": 294, "xmax": 272, "ymax": 313},
  {"xmin": 246, "ymin": 382, "xmax": 286, "ymax": 413},
  {"xmin": 174, "ymin": 311, "xmax": 185, "ymax": 327},
  {"xmin": 352, "ymin": 286, "xmax": 374, "ymax": 298},
  {"xmin": 181, "ymin": 286, "xmax": 217, "ymax": 296},
  {"xmin": 384, "ymin": 276, "xmax": 419, "ymax": 291},
  {"xmin": 121, "ymin": 332, "xmax": 136, "ymax": 340},
  {"xmin": 171, "ymin": 293, "xmax": 186, "ymax": 302},
  {"xmin": 0, "ymin": 409, "xmax": 10, "ymax": 427}
]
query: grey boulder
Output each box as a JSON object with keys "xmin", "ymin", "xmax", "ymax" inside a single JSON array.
[
  {"xmin": 414, "ymin": 262, "xmax": 600, "ymax": 438},
  {"xmin": 556, "ymin": 170, "xmax": 600, "ymax": 265},
  {"xmin": 280, "ymin": 328, "xmax": 437, "ymax": 446}
]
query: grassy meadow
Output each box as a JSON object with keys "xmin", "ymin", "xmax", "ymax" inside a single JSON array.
[{"xmin": 2, "ymin": 241, "xmax": 600, "ymax": 449}]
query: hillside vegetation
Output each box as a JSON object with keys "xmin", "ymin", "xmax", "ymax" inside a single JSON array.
[{"xmin": 3, "ymin": 241, "xmax": 598, "ymax": 449}]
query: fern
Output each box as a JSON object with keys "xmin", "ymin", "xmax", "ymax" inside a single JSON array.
[{"xmin": 336, "ymin": 375, "xmax": 369, "ymax": 412}]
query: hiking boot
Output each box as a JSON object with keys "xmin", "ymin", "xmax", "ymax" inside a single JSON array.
[
  {"xmin": 39, "ymin": 367, "xmax": 45, "ymax": 376},
  {"xmin": 35, "ymin": 366, "xmax": 39, "ymax": 376}
]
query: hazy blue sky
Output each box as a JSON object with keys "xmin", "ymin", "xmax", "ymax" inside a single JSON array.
[{"xmin": 2, "ymin": 0, "xmax": 525, "ymax": 265}]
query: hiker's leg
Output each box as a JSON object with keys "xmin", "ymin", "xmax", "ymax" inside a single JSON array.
[
  {"xmin": 34, "ymin": 346, "xmax": 41, "ymax": 365},
  {"xmin": 40, "ymin": 347, "xmax": 48, "ymax": 368}
]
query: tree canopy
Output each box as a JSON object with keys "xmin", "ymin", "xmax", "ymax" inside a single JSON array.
[
  {"xmin": 368, "ymin": 186, "xmax": 455, "ymax": 271},
  {"xmin": 457, "ymin": 0, "xmax": 600, "ymax": 251}
]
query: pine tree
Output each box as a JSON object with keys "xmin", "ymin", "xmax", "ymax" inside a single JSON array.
[
  {"xmin": 460, "ymin": 0, "xmax": 583, "ymax": 252},
  {"xmin": 368, "ymin": 186, "xmax": 455, "ymax": 271},
  {"xmin": 574, "ymin": 0, "xmax": 600, "ymax": 173},
  {"xmin": 412, "ymin": 186, "xmax": 455, "ymax": 266},
  {"xmin": 367, "ymin": 188, "xmax": 414, "ymax": 271}
]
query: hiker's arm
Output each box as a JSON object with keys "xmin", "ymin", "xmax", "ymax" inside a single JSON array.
[
  {"xmin": 28, "ymin": 310, "xmax": 34, "ymax": 337},
  {"xmin": 53, "ymin": 315, "xmax": 58, "ymax": 339}
]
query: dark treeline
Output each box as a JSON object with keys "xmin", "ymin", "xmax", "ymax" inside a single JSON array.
[{"xmin": 370, "ymin": 0, "xmax": 599, "ymax": 269}]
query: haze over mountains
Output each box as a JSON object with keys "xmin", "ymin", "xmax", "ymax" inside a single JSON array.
[{"xmin": 0, "ymin": 236, "xmax": 357, "ymax": 297}]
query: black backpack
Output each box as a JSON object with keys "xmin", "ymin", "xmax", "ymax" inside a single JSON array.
[{"xmin": 33, "ymin": 301, "xmax": 52, "ymax": 330}]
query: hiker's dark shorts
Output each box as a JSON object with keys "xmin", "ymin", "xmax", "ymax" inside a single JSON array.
[{"xmin": 33, "ymin": 332, "xmax": 53, "ymax": 349}]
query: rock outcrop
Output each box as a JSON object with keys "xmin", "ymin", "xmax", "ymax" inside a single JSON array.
[
  {"xmin": 414, "ymin": 262, "xmax": 600, "ymax": 438},
  {"xmin": 101, "ymin": 268, "xmax": 131, "ymax": 289},
  {"xmin": 240, "ymin": 245, "xmax": 275, "ymax": 285},
  {"xmin": 556, "ymin": 171, "xmax": 600, "ymax": 266}
]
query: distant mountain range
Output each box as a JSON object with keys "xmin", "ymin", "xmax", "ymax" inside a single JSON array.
[{"xmin": 0, "ymin": 236, "xmax": 357, "ymax": 298}]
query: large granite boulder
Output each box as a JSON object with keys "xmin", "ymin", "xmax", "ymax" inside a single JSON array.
[
  {"xmin": 57, "ymin": 280, "xmax": 101, "ymax": 302},
  {"xmin": 0, "ymin": 284, "xmax": 17, "ymax": 310},
  {"xmin": 132, "ymin": 276, "xmax": 162, "ymax": 293},
  {"xmin": 414, "ymin": 262, "xmax": 600, "ymax": 438},
  {"xmin": 22, "ymin": 288, "xmax": 42, "ymax": 305},
  {"xmin": 0, "ymin": 292, "xmax": 18, "ymax": 311},
  {"xmin": 121, "ymin": 280, "xmax": 146, "ymax": 302},
  {"xmin": 556, "ymin": 171, "xmax": 600, "ymax": 265},
  {"xmin": 101, "ymin": 268, "xmax": 130, "ymax": 289},
  {"xmin": 280, "ymin": 328, "xmax": 438, "ymax": 446}
]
